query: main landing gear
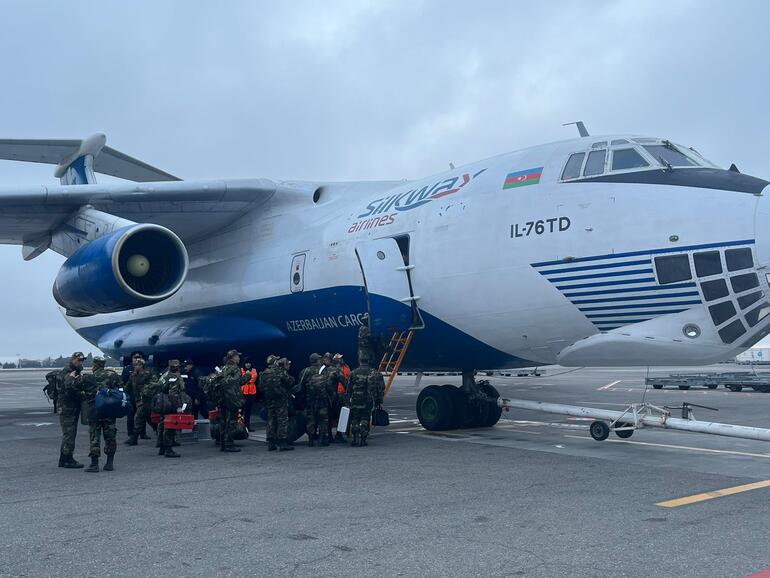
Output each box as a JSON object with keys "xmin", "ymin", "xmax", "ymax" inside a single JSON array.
[{"xmin": 416, "ymin": 371, "xmax": 503, "ymax": 431}]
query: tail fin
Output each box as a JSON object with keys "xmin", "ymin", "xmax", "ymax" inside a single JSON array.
[{"xmin": 0, "ymin": 133, "xmax": 180, "ymax": 184}]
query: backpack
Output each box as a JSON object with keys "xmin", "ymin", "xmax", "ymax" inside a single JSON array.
[
  {"xmin": 95, "ymin": 388, "xmax": 133, "ymax": 419},
  {"xmin": 200, "ymin": 372, "xmax": 224, "ymax": 407},
  {"xmin": 44, "ymin": 370, "xmax": 60, "ymax": 401}
]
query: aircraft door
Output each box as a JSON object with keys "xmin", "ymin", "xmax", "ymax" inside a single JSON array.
[
  {"xmin": 290, "ymin": 253, "xmax": 306, "ymax": 293},
  {"xmin": 355, "ymin": 237, "xmax": 422, "ymax": 335}
]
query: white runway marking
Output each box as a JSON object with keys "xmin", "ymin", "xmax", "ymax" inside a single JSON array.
[
  {"xmin": 564, "ymin": 435, "xmax": 770, "ymax": 459},
  {"xmin": 597, "ymin": 380, "xmax": 622, "ymax": 391}
]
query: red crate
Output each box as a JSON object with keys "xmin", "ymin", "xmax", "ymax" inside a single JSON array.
[
  {"xmin": 150, "ymin": 412, "xmax": 163, "ymax": 425},
  {"xmin": 208, "ymin": 408, "xmax": 220, "ymax": 420},
  {"xmin": 163, "ymin": 413, "xmax": 195, "ymax": 430}
]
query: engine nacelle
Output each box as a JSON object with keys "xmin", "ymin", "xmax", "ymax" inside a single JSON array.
[{"xmin": 53, "ymin": 224, "xmax": 188, "ymax": 316}]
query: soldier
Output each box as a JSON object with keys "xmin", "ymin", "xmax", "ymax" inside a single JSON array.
[
  {"xmin": 121, "ymin": 351, "xmax": 147, "ymax": 440},
  {"xmin": 321, "ymin": 352, "xmax": 343, "ymax": 442},
  {"xmin": 358, "ymin": 315, "xmax": 373, "ymax": 364},
  {"xmin": 125, "ymin": 358, "xmax": 157, "ymax": 445},
  {"xmin": 346, "ymin": 358, "xmax": 385, "ymax": 447},
  {"xmin": 261, "ymin": 355, "xmax": 295, "ymax": 452},
  {"xmin": 219, "ymin": 350, "xmax": 244, "ymax": 453},
  {"xmin": 304, "ymin": 353, "xmax": 340, "ymax": 446},
  {"xmin": 331, "ymin": 353, "xmax": 350, "ymax": 443},
  {"xmin": 83, "ymin": 356, "xmax": 121, "ymax": 472},
  {"xmin": 299, "ymin": 353, "xmax": 322, "ymax": 446},
  {"xmin": 157, "ymin": 359, "xmax": 186, "ymax": 458},
  {"xmin": 57, "ymin": 352, "xmax": 87, "ymax": 468}
]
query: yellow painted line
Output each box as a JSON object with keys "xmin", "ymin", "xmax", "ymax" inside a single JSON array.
[
  {"xmin": 656, "ymin": 479, "xmax": 770, "ymax": 508},
  {"xmin": 563, "ymin": 435, "xmax": 770, "ymax": 459}
]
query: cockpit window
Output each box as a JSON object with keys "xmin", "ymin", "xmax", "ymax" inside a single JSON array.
[
  {"xmin": 611, "ymin": 148, "xmax": 649, "ymax": 171},
  {"xmin": 583, "ymin": 149, "xmax": 606, "ymax": 176},
  {"xmin": 562, "ymin": 152, "xmax": 585, "ymax": 180},
  {"xmin": 643, "ymin": 144, "xmax": 696, "ymax": 167}
]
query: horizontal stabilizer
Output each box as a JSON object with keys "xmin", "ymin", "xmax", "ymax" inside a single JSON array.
[{"xmin": 0, "ymin": 133, "xmax": 180, "ymax": 183}]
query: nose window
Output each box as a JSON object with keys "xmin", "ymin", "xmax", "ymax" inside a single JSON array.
[
  {"xmin": 693, "ymin": 251, "xmax": 722, "ymax": 277},
  {"xmin": 709, "ymin": 301, "xmax": 736, "ymax": 326},
  {"xmin": 654, "ymin": 254, "xmax": 692, "ymax": 285},
  {"xmin": 718, "ymin": 319, "xmax": 747, "ymax": 343},
  {"xmin": 701, "ymin": 278, "xmax": 729, "ymax": 301},
  {"xmin": 730, "ymin": 273, "xmax": 759, "ymax": 293},
  {"xmin": 725, "ymin": 248, "xmax": 754, "ymax": 272}
]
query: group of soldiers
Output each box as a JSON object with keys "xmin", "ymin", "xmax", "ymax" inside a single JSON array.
[{"xmin": 49, "ymin": 325, "xmax": 386, "ymax": 472}]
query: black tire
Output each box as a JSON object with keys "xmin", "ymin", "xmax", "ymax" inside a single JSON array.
[
  {"xmin": 479, "ymin": 382, "xmax": 502, "ymax": 427},
  {"xmin": 614, "ymin": 423, "xmax": 634, "ymax": 439},
  {"xmin": 707, "ymin": 384, "xmax": 718, "ymax": 390},
  {"xmin": 589, "ymin": 420, "xmax": 610, "ymax": 441},
  {"xmin": 678, "ymin": 385, "xmax": 691, "ymax": 390},
  {"xmin": 288, "ymin": 414, "xmax": 307, "ymax": 442},
  {"xmin": 652, "ymin": 384, "xmax": 663, "ymax": 390},
  {"xmin": 417, "ymin": 385, "xmax": 456, "ymax": 431},
  {"xmin": 727, "ymin": 384, "xmax": 743, "ymax": 392},
  {"xmin": 752, "ymin": 385, "xmax": 770, "ymax": 393},
  {"xmin": 441, "ymin": 385, "xmax": 464, "ymax": 429}
]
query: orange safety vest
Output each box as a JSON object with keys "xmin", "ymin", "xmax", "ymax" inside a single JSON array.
[
  {"xmin": 241, "ymin": 368, "xmax": 258, "ymax": 395},
  {"xmin": 337, "ymin": 363, "xmax": 351, "ymax": 394}
]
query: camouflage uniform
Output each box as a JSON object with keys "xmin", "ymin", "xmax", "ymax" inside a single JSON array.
[
  {"xmin": 303, "ymin": 358, "xmax": 340, "ymax": 446},
  {"xmin": 346, "ymin": 364, "xmax": 385, "ymax": 446},
  {"xmin": 261, "ymin": 359, "xmax": 295, "ymax": 451},
  {"xmin": 358, "ymin": 322, "xmax": 373, "ymax": 365},
  {"xmin": 58, "ymin": 363, "xmax": 84, "ymax": 466},
  {"xmin": 85, "ymin": 366, "xmax": 122, "ymax": 461},
  {"xmin": 157, "ymin": 366, "xmax": 186, "ymax": 457},
  {"xmin": 130, "ymin": 364, "xmax": 158, "ymax": 440},
  {"xmin": 220, "ymin": 356, "xmax": 244, "ymax": 452}
]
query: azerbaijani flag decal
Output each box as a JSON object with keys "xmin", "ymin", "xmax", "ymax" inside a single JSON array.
[{"xmin": 503, "ymin": 167, "xmax": 543, "ymax": 189}]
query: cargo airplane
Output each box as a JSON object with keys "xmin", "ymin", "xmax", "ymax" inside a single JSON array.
[{"xmin": 2, "ymin": 129, "xmax": 768, "ymax": 431}]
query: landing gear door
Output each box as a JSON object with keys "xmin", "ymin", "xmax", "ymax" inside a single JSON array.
[{"xmin": 355, "ymin": 238, "xmax": 416, "ymax": 334}]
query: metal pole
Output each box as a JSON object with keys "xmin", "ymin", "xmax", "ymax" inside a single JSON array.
[{"xmin": 498, "ymin": 398, "xmax": 770, "ymax": 443}]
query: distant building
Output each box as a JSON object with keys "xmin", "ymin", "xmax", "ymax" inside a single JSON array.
[{"xmin": 736, "ymin": 348, "xmax": 770, "ymax": 363}]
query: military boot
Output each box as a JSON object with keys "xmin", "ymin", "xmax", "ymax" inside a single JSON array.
[
  {"xmin": 360, "ymin": 434, "xmax": 368, "ymax": 447},
  {"xmin": 58, "ymin": 452, "xmax": 65, "ymax": 467},
  {"xmin": 158, "ymin": 444, "xmax": 166, "ymax": 456},
  {"xmin": 278, "ymin": 440, "xmax": 294, "ymax": 451},
  {"xmin": 221, "ymin": 443, "xmax": 241, "ymax": 453},
  {"xmin": 307, "ymin": 435, "xmax": 315, "ymax": 447},
  {"xmin": 103, "ymin": 454, "xmax": 114, "ymax": 471},
  {"xmin": 351, "ymin": 433, "xmax": 360, "ymax": 447},
  {"xmin": 124, "ymin": 434, "xmax": 138, "ymax": 446},
  {"xmin": 164, "ymin": 447, "xmax": 180, "ymax": 458},
  {"xmin": 334, "ymin": 431, "xmax": 346, "ymax": 443},
  {"xmin": 267, "ymin": 439, "xmax": 277, "ymax": 451},
  {"xmin": 62, "ymin": 455, "xmax": 84, "ymax": 469},
  {"xmin": 85, "ymin": 456, "xmax": 99, "ymax": 473},
  {"xmin": 320, "ymin": 434, "xmax": 331, "ymax": 447},
  {"xmin": 139, "ymin": 430, "xmax": 151, "ymax": 440}
]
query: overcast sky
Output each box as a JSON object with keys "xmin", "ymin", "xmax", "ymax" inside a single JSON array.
[{"xmin": 1, "ymin": 0, "xmax": 769, "ymax": 358}]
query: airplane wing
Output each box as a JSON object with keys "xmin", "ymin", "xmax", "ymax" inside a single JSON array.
[{"xmin": 0, "ymin": 178, "xmax": 282, "ymax": 250}]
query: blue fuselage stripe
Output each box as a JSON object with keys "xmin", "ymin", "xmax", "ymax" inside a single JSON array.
[
  {"xmin": 578, "ymin": 300, "xmax": 701, "ymax": 312},
  {"xmin": 537, "ymin": 259, "xmax": 652, "ymax": 275},
  {"xmin": 570, "ymin": 291, "xmax": 701, "ymax": 304},
  {"xmin": 548, "ymin": 268, "xmax": 654, "ymax": 282},
  {"xmin": 556, "ymin": 277, "xmax": 657, "ymax": 290},
  {"xmin": 564, "ymin": 282, "xmax": 697, "ymax": 298}
]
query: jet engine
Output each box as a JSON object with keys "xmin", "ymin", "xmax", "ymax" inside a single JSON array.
[{"xmin": 53, "ymin": 224, "xmax": 188, "ymax": 316}]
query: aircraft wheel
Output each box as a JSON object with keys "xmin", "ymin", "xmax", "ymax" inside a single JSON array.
[
  {"xmin": 417, "ymin": 385, "xmax": 456, "ymax": 431},
  {"xmin": 441, "ymin": 385, "xmax": 464, "ymax": 429},
  {"xmin": 479, "ymin": 382, "xmax": 502, "ymax": 427},
  {"xmin": 652, "ymin": 384, "xmax": 663, "ymax": 390},
  {"xmin": 589, "ymin": 420, "xmax": 610, "ymax": 441},
  {"xmin": 678, "ymin": 385, "xmax": 691, "ymax": 390},
  {"xmin": 727, "ymin": 384, "xmax": 743, "ymax": 392},
  {"xmin": 614, "ymin": 423, "xmax": 634, "ymax": 439}
]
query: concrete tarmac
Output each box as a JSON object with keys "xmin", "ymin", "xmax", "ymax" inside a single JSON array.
[{"xmin": 1, "ymin": 366, "xmax": 770, "ymax": 578}]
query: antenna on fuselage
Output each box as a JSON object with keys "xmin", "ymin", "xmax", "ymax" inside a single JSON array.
[
  {"xmin": 563, "ymin": 121, "xmax": 589, "ymax": 137},
  {"xmin": 449, "ymin": 162, "xmax": 455, "ymax": 170}
]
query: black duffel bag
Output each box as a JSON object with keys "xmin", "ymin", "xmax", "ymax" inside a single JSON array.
[{"xmin": 371, "ymin": 406, "xmax": 389, "ymax": 427}]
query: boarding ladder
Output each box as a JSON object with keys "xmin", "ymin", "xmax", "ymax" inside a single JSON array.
[{"xmin": 379, "ymin": 330, "xmax": 414, "ymax": 399}]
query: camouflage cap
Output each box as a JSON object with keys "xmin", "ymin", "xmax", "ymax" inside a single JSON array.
[
  {"xmin": 333, "ymin": 353, "xmax": 343, "ymax": 360},
  {"xmin": 266, "ymin": 354, "xmax": 278, "ymax": 365},
  {"xmin": 279, "ymin": 357, "xmax": 291, "ymax": 367},
  {"xmin": 168, "ymin": 359, "xmax": 181, "ymax": 368},
  {"xmin": 323, "ymin": 352, "xmax": 332, "ymax": 359},
  {"xmin": 309, "ymin": 353, "xmax": 321, "ymax": 363},
  {"xmin": 71, "ymin": 352, "xmax": 86, "ymax": 360},
  {"xmin": 92, "ymin": 356, "xmax": 105, "ymax": 364},
  {"xmin": 226, "ymin": 349, "xmax": 242, "ymax": 359}
]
